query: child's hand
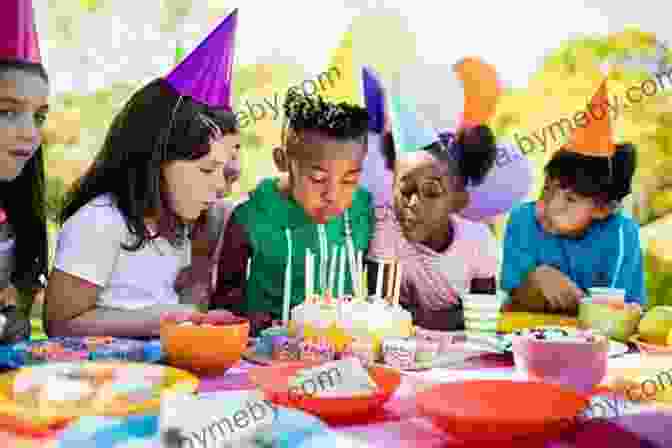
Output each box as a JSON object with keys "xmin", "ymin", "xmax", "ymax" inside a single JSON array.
[
  {"xmin": 248, "ymin": 312, "xmax": 273, "ymax": 337},
  {"xmin": 532, "ymin": 265, "xmax": 585, "ymax": 313},
  {"xmin": 0, "ymin": 285, "xmax": 18, "ymax": 307}
]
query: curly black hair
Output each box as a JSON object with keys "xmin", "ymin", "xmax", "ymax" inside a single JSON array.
[
  {"xmin": 545, "ymin": 143, "xmax": 636, "ymax": 204},
  {"xmin": 382, "ymin": 125, "xmax": 497, "ymax": 189},
  {"xmin": 282, "ymin": 89, "xmax": 369, "ymax": 142}
]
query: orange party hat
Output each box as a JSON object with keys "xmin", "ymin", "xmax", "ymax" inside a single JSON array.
[{"xmin": 566, "ymin": 77, "xmax": 615, "ymax": 158}]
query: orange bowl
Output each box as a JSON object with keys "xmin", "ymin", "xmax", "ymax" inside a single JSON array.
[
  {"xmin": 416, "ymin": 380, "xmax": 590, "ymax": 443},
  {"xmin": 160, "ymin": 317, "xmax": 249, "ymax": 376},
  {"xmin": 630, "ymin": 334, "xmax": 672, "ymax": 355},
  {"xmin": 249, "ymin": 361, "xmax": 401, "ymax": 424}
]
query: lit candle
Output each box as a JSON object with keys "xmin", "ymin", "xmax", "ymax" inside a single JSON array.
[
  {"xmin": 282, "ymin": 228, "xmax": 293, "ymax": 326},
  {"xmin": 337, "ymin": 246, "xmax": 345, "ymax": 298},
  {"xmin": 329, "ymin": 245, "xmax": 338, "ymax": 297},
  {"xmin": 375, "ymin": 260, "xmax": 383, "ymax": 299},
  {"xmin": 393, "ymin": 262, "xmax": 403, "ymax": 307},
  {"xmin": 387, "ymin": 260, "xmax": 395, "ymax": 302},
  {"xmin": 305, "ymin": 249, "xmax": 311, "ymax": 302}
]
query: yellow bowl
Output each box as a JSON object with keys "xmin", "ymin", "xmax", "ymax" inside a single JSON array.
[
  {"xmin": 630, "ymin": 334, "xmax": 672, "ymax": 356},
  {"xmin": 160, "ymin": 318, "xmax": 249, "ymax": 376},
  {"xmin": 497, "ymin": 312, "xmax": 578, "ymax": 334},
  {"xmin": 578, "ymin": 303, "xmax": 641, "ymax": 343}
]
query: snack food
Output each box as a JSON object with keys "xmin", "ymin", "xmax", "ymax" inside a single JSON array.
[{"xmin": 20, "ymin": 338, "xmax": 148, "ymax": 364}]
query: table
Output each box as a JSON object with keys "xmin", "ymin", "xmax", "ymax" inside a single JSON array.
[{"xmin": 2, "ymin": 353, "xmax": 671, "ymax": 447}]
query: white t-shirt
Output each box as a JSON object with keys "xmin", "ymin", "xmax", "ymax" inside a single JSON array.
[{"xmin": 54, "ymin": 195, "xmax": 191, "ymax": 310}]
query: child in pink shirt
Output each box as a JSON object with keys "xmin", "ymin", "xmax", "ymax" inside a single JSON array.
[
  {"xmin": 367, "ymin": 92, "xmax": 499, "ymax": 331},
  {"xmin": 369, "ymin": 127, "xmax": 499, "ymax": 331}
]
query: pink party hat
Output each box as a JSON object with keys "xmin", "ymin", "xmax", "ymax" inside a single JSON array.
[
  {"xmin": 0, "ymin": 0, "xmax": 41, "ymax": 64},
  {"xmin": 165, "ymin": 9, "xmax": 238, "ymax": 110}
]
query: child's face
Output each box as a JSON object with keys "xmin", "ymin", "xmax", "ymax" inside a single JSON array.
[
  {"xmin": 536, "ymin": 178, "xmax": 609, "ymax": 236},
  {"xmin": 393, "ymin": 152, "xmax": 468, "ymax": 250},
  {"xmin": 280, "ymin": 131, "xmax": 366, "ymax": 223},
  {"xmin": 162, "ymin": 133, "xmax": 241, "ymax": 221},
  {"xmin": 0, "ymin": 69, "xmax": 49, "ymax": 181}
]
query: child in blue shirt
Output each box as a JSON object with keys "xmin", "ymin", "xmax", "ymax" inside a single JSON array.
[{"xmin": 501, "ymin": 143, "xmax": 645, "ymax": 315}]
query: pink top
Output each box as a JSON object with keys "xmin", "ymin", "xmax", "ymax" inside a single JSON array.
[{"xmin": 369, "ymin": 206, "xmax": 499, "ymax": 311}]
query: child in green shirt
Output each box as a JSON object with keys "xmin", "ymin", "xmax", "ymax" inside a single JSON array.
[{"xmin": 210, "ymin": 91, "xmax": 372, "ymax": 335}]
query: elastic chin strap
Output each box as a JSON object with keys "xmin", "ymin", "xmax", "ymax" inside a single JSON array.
[{"xmin": 610, "ymin": 223, "xmax": 624, "ymax": 289}]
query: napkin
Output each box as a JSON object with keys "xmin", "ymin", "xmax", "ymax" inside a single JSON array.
[
  {"xmin": 288, "ymin": 357, "xmax": 377, "ymax": 397},
  {"xmin": 159, "ymin": 390, "xmax": 276, "ymax": 446}
]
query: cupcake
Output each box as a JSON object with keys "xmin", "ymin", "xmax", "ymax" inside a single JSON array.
[{"xmin": 382, "ymin": 337, "xmax": 417, "ymax": 370}]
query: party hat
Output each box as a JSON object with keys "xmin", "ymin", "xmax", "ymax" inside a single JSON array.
[
  {"xmin": 566, "ymin": 77, "xmax": 615, "ymax": 158},
  {"xmin": 319, "ymin": 30, "xmax": 362, "ymax": 105},
  {"xmin": 454, "ymin": 57, "xmax": 501, "ymax": 129},
  {"xmin": 362, "ymin": 66, "xmax": 387, "ymax": 132},
  {"xmin": 165, "ymin": 9, "xmax": 237, "ymax": 110},
  {"xmin": 0, "ymin": 0, "xmax": 41, "ymax": 64},
  {"xmin": 360, "ymin": 66, "xmax": 393, "ymax": 206},
  {"xmin": 388, "ymin": 94, "xmax": 440, "ymax": 155}
]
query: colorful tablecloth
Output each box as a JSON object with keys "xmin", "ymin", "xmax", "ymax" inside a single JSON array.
[{"xmin": 1, "ymin": 353, "xmax": 671, "ymax": 447}]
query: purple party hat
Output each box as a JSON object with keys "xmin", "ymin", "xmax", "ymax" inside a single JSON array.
[
  {"xmin": 165, "ymin": 9, "xmax": 238, "ymax": 110},
  {"xmin": 362, "ymin": 66, "xmax": 386, "ymax": 132}
]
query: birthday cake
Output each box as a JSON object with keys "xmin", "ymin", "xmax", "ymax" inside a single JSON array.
[{"xmin": 256, "ymin": 239, "xmax": 414, "ymax": 365}]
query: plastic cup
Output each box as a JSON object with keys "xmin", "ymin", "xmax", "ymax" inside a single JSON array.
[{"xmin": 588, "ymin": 288, "xmax": 625, "ymax": 309}]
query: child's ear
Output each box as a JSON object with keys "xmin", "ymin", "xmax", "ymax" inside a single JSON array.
[
  {"xmin": 591, "ymin": 205, "xmax": 611, "ymax": 220},
  {"xmin": 273, "ymin": 147, "xmax": 289, "ymax": 172}
]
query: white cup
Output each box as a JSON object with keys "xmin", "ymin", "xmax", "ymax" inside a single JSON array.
[
  {"xmin": 588, "ymin": 288, "xmax": 625, "ymax": 307},
  {"xmin": 461, "ymin": 291, "xmax": 506, "ymax": 333}
]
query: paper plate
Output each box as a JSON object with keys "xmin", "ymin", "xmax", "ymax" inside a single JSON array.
[
  {"xmin": 0, "ymin": 337, "xmax": 163, "ymax": 369},
  {"xmin": 0, "ymin": 362, "xmax": 198, "ymax": 434},
  {"xmin": 56, "ymin": 405, "xmax": 337, "ymax": 448},
  {"xmin": 249, "ymin": 361, "xmax": 401, "ymax": 424},
  {"xmin": 416, "ymin": 380, "xmax": 590, "ymax": 443}
]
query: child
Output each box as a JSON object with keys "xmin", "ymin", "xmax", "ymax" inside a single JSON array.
[
  {"xmin": 0, "ymin": 1, "xmax": 49, "ymax": 343},
  {"xmin": 210, "ymin": 90, "xmax": 371, "ymax": 336},
  {"xmin": 43, "ymin": 10, "xmax": 241, "ymax": 338},
  {"xmin": 502, "ymin": 79, "xmax": 645, "ymax": 315},
  {"xmin": 367, "ymin": 65, "xmax": 500, "ymax": 331}
]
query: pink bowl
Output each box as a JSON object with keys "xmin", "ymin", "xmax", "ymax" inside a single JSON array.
[{"xmin": 511, "ymin": 333, "xmax": 608, "ymax": 394}]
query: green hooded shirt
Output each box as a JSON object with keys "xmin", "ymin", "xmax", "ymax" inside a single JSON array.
[{"xmin": 231, "ymin": 178, "xmax": 373, "ymax": 317}]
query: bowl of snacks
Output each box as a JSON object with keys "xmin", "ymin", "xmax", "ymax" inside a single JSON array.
[
  {"xmin": 577, "ymin": 292, "xmax": 642, "ymax": 343},
  {"xmin": 249, "ymin": 358, "xmax": 401, "ymax": 424},
  {"xmin": 629, "ymin": 334, "xmax": 672, "ymax": 356},
  {"xmin": 636, "ymin": 306, "xmax": 672, "ymax": 344},
  {"xmin": 511, "ymin": 327, "xmax": 609, "ymax": 394},
  {"xmin": 160, "ymin": 311, "xmax": 249, "ymax": 376}
]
